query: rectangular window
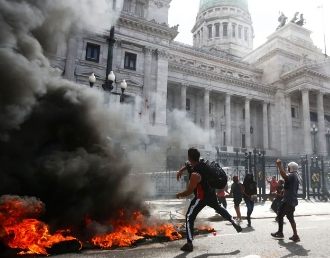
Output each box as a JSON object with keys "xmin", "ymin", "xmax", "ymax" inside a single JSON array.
[
  {"xmin": 209, "ymin": 102, "xmax": 213, "ymax": 114},
  {"xmin": 124, "ymin": 52, "xmax": 137, "ymax": 70},
  {"xmin": 238, "ymin": 25, "xmax": 242, "ymax": 39},
  {"xmin": 232, "ymin": 23, "xmax": 236, "ymax": 37},
  {"xmin": 113, "ymin": 0, "xmax": 116, "ymax": 9},
  {"xmin": 242, "ymin": 108, "xmax": 245, "ymax": 119},
  {"xmin": 186, "ymin": 98, "xmax": 190, "ymax": 111},
  {"xmin": 135, "ymin": 2, "xmax": 144, "ymax": 17},
  {"xmin": 123, "ymin": 0, "xmax": 132, "ymax": 12},
  {"xmin": 325, "ymin": 115, "xmax": 330, "ymax": 123},
  {"xmin": 310, "ymin": 112, "xmax": 318, "ymax": 122},
  {"xmin": 223, "ymin": 22, "xmax": 228, "ymax": 37},
  {"xmin": 215, "ymin": 23, "xmax": 220, "ymax": 37},
  {"xmin": 244, "ymin": 27, "xmax": 248, "ymax": 41},
  {"xmin": 291, "ymin": 107, "xmax": 296, "ymax": 118},
  {"xmin": 224, "ymin": 104, "xmax": 226, "ymax": 116},
  {"xmin": 85, "ymin": 43, "xmax": 100, "ymax": 63},
  {"xmin": 208, "ymin": 25, "xmax": 212, "ymax": 39},
  {"xmin": 223, "ymin": 132, "xmax": 226, "ymax": 146},
  {"xmin": 242, "ymin": 134, "xmax": 246, "ymax": 148}
]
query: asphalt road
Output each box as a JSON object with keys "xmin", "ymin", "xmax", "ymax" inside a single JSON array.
[{"xmin": 52, "ymin": 214, "xmax": 330, "ymax": 258}]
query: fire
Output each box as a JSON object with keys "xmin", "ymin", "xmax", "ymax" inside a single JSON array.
[
  {"xmin": 91, "ymin": 210, "xmax": 182, "ymax": 249},
  {"xmin": 196, "ymin": 225, "xmax": 215, "ymax": 232},
  {"xmin": 0, "ymin": 195, "xmax": 80, "ymax": 255}
]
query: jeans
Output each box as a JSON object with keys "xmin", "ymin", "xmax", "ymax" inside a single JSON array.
[{"xmin": 244, "ymin": 197, "xmax": 254, "ymax": 221}]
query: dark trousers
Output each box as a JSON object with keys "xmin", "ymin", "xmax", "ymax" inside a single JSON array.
[
  {"xmin": 186, "ymin": 195, "xmax": 232, "ymax": 243},
  {"xmin": 244, "ymin": 197, "xmax": 254, "ymax": 222},
  {"xmin": 217, "ymin": 196, "xmax": 227, "ymax": 209},
  {"xmin": 277, "ymin": 202, "xmax": 295, "ymax": 233}
]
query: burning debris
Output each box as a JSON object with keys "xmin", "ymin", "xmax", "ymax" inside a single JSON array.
[
  {"xmin": 0, "ymin": 195, "xmax": 81, "ymax": 255},
  {"xmin": 0, "ymin": 195, "xmax": 183, "ymax": 255}
]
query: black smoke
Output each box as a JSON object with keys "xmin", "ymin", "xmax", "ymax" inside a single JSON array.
[{"xmin": 0, "ymin": 0, "xmax": 143, "ymax": 231}]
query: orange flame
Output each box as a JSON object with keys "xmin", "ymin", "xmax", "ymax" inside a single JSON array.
[
  {"xmin": 91, "ymin": 210, "xmax": 182, "ymax": 249},
  {"xmin": 0, "ymin": 195, "xmax": 80, "ymax": 255}
]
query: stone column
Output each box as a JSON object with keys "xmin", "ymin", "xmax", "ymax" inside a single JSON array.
[
  {"xmin": 317, "ymin": 91, "xmax": 327, "ymax": 155},
  {"xmin": 302, "ymin": 89, "xmax": 312, "ymax": 154},
  {"xmin": 155, "ymin": 49, "xmax": 168, "ymax": 125},
  {"xmin": 143, "ymin": 48, "xmax": 152, "ymax": 123},
  {"xmin": 268, "ymin": 103, "xmax": 276, "ymax": 150},
  {"xmin": 225, "ymin": 93, "xmax": 231, "ymax": 146},
  {"xmin": 245, "ymin": 97, "xmax": 251, "ymax": 148},
  {"xmin": 181, "ymin": 84, "xmax": 187, "ymax": 111},
  {"xmin": 64, "ymin": 37, "xmax": 77, "ymax": 81},
  {"xmin": 263, "ymin": 101, "xmax": 269, "ymax": 150},
  {"xmin": 204, "ymin": 89, "xmax": 210, "ymax": 130},
  {"xmin": 285, "ymin": 95, "xmax": 293, "ymax": 155}
]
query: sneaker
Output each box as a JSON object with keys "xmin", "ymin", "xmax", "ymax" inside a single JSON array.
[
  {"xmin": 180, "ymin": 242, "xmax": 193, "ymax": 252},
  {"xmin": 271, "ymin": 232, "xmax": 284, "ymax": 238},
  {"xmin": 289, "ymin": 235, "xmax": 300, "ymax": 242},
  {"xmin": 232, "ymin": 221, "xmax": 242, "ymax": 233},
  {"xmin": 247, "ymin": 223, "xmax": 251, "ymax": 227}
]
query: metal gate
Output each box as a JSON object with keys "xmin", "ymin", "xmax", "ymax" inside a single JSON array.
[{"xmin": 301, "ymin": 155, "xmax": 329, "ymax": 201}]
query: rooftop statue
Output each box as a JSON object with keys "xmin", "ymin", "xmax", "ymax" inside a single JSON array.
[
  {"xmin": 296, "ymin": 13, "xmax": 305, "ymax": 26},
  {"xmin": 276, "ymin": 12, "xmax": 287, "ymax": 30},
  {"xmin": 290, "ymin": 12, "xmax": 299, "ymax": 23}
]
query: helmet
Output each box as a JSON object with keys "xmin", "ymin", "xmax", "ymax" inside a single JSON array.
[{"xmin": 288, "ymin": 162, "xmax": 298, "ymax": 172}]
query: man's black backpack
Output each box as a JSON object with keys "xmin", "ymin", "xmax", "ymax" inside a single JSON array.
[{"xmin": 186, "ymin": 159, "xmax": 227, "ymax": 189}]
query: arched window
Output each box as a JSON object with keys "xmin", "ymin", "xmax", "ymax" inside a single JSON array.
[{"xmin": 223, "ymin": 22, "xmax": 228, "ymax": 37}]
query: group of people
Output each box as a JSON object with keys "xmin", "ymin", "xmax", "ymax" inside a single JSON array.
[
  {"xmin": 176, "ymin": 147, "xmax": 300, "ymax": 252},
  {"xmin": 223, "ymin": 174, "xmax": 257, "ymax": 227}
]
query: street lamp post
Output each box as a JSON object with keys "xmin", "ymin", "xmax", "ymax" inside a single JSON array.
[
  {"xmin": 244, "ymin": 152, "xmax": 249, "ymax": 176},
  {"xmin": 120, "ymin": 80, "xmax": 127, "ymax": 103},
  {"xmin": 102, "ymin": 26, "xmax": 116, "ymax": 91},
  {"xmin": 102, "ymin": 71, "xmax": 116, "ymax": 92},
  {"xmin": 311, "ymin": 124, "xmax": 318, "ymax": 154},
  {"xmin": 89, "ymin": 73, "xmax": 96, "ymax": 87},
  {"xmin": 326, "ymin": 128, "xmax": 330, "ymax": 156}
]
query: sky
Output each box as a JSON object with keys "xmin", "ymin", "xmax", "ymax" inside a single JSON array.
[{"xmin": 168, "ymin": 0, "xmax": 329, "ymax": 55}]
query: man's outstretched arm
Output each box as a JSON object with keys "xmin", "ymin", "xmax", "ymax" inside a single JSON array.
[
  {"xmin": 176, "ymin": 165, "xmax": 187, "ymax": 181},
  {"xmin": 276, "ymin": 159, "xmax": 288, "ymax": 180},
  {"xmin": 176, "ymin": 173, "xmax": 201, "ymax": 198}
]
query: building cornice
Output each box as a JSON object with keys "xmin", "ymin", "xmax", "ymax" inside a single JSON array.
[
  {"xmin": 168, "ymin": 62, "xmax": 275, "ymax": 95},
  {"xmin": 281, "ymin": 66, "xmax": 330, "ymax": 81},
  {"xmin": 117, "ymin": 13, "xmax": 178, "ymax": 40},
  {"xmin": 170, "ymin": 41, "xmax": 262, "ymax": 74}
]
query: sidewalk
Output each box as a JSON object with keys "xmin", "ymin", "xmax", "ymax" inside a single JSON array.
[{"xmin": 146, "ymin": 198, "xmax": 330, "ymax": 222}]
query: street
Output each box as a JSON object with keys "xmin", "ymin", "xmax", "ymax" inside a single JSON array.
[{"xmin": 54, "ymin": 214, "xmax": 330, "ymax": 258}]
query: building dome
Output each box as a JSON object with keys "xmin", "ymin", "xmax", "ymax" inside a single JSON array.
[
  {"xmin": 199, "ymin": 0, "xmax": 248, "ymax": 12},
  {"xmin": 193, "ymin": 0, "xmax": 253, "ymax": 58}
]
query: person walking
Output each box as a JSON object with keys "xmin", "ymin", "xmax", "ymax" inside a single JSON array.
[
  {"xmin": 176, "ymin": 148, "xmax": 242, "ymax": 252},
  {"xmin": 271, "ymin": 159, "xmax": 300, "ymax": 242},
  {"xmin": 242, "ymin": 174, "xmax": 257, "ymax": 227},
  {"xmin": 230, "ymin": 176, "xmax": 243, "ymax": 222}
]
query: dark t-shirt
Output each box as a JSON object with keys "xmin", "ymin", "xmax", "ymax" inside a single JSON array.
[
  {"xmin": 282, "ymin": 172, "xmax": 299, "ymax": 207},
  {"xmin": 231, "ymin": 182, "xmax": 243, "ymax": 200},
  {"xmin": 243, "ymin": 181, "xmax": 257, "ymax": 196}
]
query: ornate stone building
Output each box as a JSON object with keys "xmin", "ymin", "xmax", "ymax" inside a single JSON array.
[{"xmin": 51, "ymin": 0, "xmax": 330, "ymax": 160}]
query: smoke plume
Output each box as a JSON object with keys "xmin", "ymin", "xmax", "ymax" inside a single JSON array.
[{"xmin": 0, "ymin": 0, "xmax": 148, "ymax": 231}]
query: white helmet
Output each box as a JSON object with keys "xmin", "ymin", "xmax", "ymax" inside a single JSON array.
[{"xmin": 288, "ymin": 162, "xmax": 298, "ymax": 172}]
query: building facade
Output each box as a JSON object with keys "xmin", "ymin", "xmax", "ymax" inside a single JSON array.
[{"xmin": 50, "ymin": 0, "xmax": 330, "ymax": 162}]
